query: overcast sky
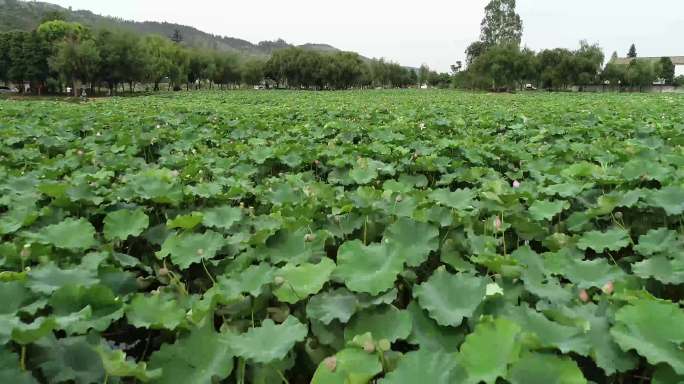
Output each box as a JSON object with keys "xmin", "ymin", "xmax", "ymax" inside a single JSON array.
[{"xmin": 45, "ymin": 0, "xmax": 683, "ymax": 71}]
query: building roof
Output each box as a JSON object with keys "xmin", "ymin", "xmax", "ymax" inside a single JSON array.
[{"xmin": 612, "ymin": 56, "xmax": 684, "ymax": 65}]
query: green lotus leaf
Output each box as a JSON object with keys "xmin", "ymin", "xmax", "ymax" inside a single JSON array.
[
  {"xmin": 11, "ymin": 316, "xmax": 57, "ymax": 345},
  {"xmin": 202, "ymin": 205, "xmax": 242, "ymax": 230},
  {"xmin": 149, "ymin": 324, "xmax": 233, "ymax": 384},
  {"xmin": 273, "ymin": 257, "xmax": 336, "ymax": 304},
  {"xmin": 561, "ymin": 258, "xmax": 626, "ymax": 290},
  {"xmin": 260, "ymin": 228, "xmax": 325, "ymax": 264},
  {"xmin": 632, "ymin": 256, "xmax": 684, "ymax": 284},
  {"xmin": 250, "ymin": 354, "xmax": 296, "ymax": 384},
  {"xmin": 428, "ymin": 188, "xmax": 476, "ymax": 210},
  {"xmin": 569, "ymin": 303, "xmax": 637, "ymax": 375},
  {"xmin": 33, "ymin": 335, "xmax": 105, "ymax": 384},
  {"xmin": 167, "ymin": 212, "xmax": 203, "ymax": 229},
  {"xmin": 413, "ymin": 268, "xmax": 487, "ymax": 327},
  {"xmin": 307, "ymin": 288, "xmax": 360, "ymax": 325},
  {"xmin": 344, "ymin": 305, "xmax": 412, "ymax": 342},
  {"xmin": 96, "ymin": 344, "xmax": 162, "ymax": 382},
  {"xmin": 49, "ymin": 284, "xmax": 124, "ymax": 334},
  {"xmin": 0, "ymin": 349, "xmax": 37, "ymax": 384},
  {"xmin": 357, "ymin": 288, "xmax": 398, "ymax": 309},
  {"xmin": 611, "ymin": 299, "xmax": 684, "ymax": 374},
  {"xmin": 653, "ymin": 365, "xmax": 684, "ymax": 384},
  {"xmin": 232, "ymin": 262, "xmax": 275, "ymax": 296},
  {"xmin": 406, "ymin": 301, "xmax": 463, "ymax": 353},
  {"xmin": 0, "ymin": 206, "xmax": 37, "ymax": 235},
  {"xmin": 649, "ymin": 186, "xmax": 684, "ymax": 215},
  {"xmin": 576, "ymin": 228, "xmax": 630, "ymax": 253},
  {"xmin": 0, "ymin": 281, "xmax": 35, "ymax": 315},
  {"xmin": 383, "ymin": 217, "xmax": 439, "ymax": 267},
  {"xmin": 228, "ymin": 316, "xmax": 307, "ymax": 364},
  {"xmin": 379, "ymin": 348, "xmax": 465, "ymax": 384},
  {"xmin": 311, "ymin": 348, "xmax": 382, "ymax": 384},
  {"xmin": 156, "ymin": 230, "xmax": 225, "ymax": 268},
  {"xmin": 349, "ymin": 159, "xmax": 379, "ymax": 184},
  {"xmin": 129, "ymin": 169, "xmax": 183, "ymax": 205},
  {"xmin": 634, "ymin": 228, "xmax": 681, "ymax": 256},
  {"xmin": 542, "ymin": 182, "xmax": 593, "ymax": 198},
  {"xmin": 27, "ymin": 263, "xmax": 99, "ymax": 294},
  {"xmin": 528, "ymin": 200, "xmax": 569, "ymax": 221},
  {"xmin": 125, "ymin": 293, "xmax": 186, "ymax": 330},
  {"xmin": 103, "ymin": 209, "xmax": 149, "ymax": 241},
  {"xmin": 334, "ymin": 240, "xmax": 404, "ymax": 295},
  {"xmin": 511, "ymin": 246, "xmax": 573, "ymax": 303},
  {"xmin": 458, "ymin": 317, "xmax": 522, "ymax": 384},
  {"xmin": 507, "ymin": 352, "xmax": 586, "ymax": 384},
  {"xmin": 39, "ymin": 218, "xmax": 97, "ymax": 250},
  {"xmin": 504, "ymin": 305, "xmax": 588, "ymax": 355}
]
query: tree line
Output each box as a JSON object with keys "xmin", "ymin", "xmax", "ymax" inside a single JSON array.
[
  {"xmin": 1, "ymin": 2, "xmax": 680, "ymax": 95},
  {"xmin": 451, "ymin": 0, "xmax": 682, "ymax": 91},
  {"xmin": 0, "ymin": 19, "xmax": 422, "ymax": 96}
]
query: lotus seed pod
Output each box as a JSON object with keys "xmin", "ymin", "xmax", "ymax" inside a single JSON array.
[
  {"xmin": 579, "ymin": 289, "xmax": 590, "ymax": 303},
  {"xmin": 158, "ymin": 267, "xmax": 169, "ymax": 277},
  {"xmin": 274, "ymin": 276, "xmax": 285, "ymax": 285},
  {"xmin": 323, "ymin": 356, "xmax": 337, "ymax": 372},
  {"xmin": 304, "ymin": 233, "xmax": 316, "ymax": 242},
  {"xmin": 196, "ymin": 248, "xmax": 204, "ymax": 256},
  {"xmin": 395, "ymin": 195, "xmax": 403, "ymax": 203},
  {"xmin": 614, "ymin": 211, "xmax": 623, "ymax": 219},
  {"xmin": 378, "ymin": 339, "xmax": 391, "ymax": 351}
]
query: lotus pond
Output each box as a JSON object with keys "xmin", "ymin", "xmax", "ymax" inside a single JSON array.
[{"xmin": 1, "ymin": 90, "xmax": 684, "ymax": 383}]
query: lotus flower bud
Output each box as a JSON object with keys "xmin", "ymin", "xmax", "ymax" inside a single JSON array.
[
  {"xmin": 494, "ymin": 216, "xmax": 502, "ymax": 231},
  {"xmin": 363, "ymin": 341, "xmax": 375, "ymax": 353},
  {"xmin": 602, "ymin": 281, "xmax": 614, "ymax": 295},
  {"xmin": 20, "ymin": 245, "xmax": 31, "ymax": 259},
  {"xmin": 323, "ymin": 356, "xmax": 337, "ymax": 372},
  {"xmin": 512, "ymin": 180, "xmax": 521, "ymax": 188},
  {"xmin": 579, "ymin": 289, "xmax": 589, "ymax": 303}
]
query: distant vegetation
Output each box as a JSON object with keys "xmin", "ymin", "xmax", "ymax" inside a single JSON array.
[
  {"xmin": 0, "ymin": 0, "xmax": 340, "ymax": 57},
  {"xmin": 0, "ymin": 0, "xmax": 681, "ymax": 94}
]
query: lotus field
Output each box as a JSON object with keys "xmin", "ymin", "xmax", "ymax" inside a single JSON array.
[{"xmin": 1, "ymin": 90, "xmax": 684, "ymax": 384}]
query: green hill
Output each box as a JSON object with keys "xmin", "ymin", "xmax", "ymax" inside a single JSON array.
[{"xmin": 0, "ymin": 0, "xmax": 342, "ymax": 57}]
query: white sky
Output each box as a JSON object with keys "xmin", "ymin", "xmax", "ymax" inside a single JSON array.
[{"xmin": 44, "ymin": 0, "xmax": 684, "ymax": 71}]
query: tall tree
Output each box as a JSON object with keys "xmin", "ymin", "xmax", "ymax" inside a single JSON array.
[
  {"xmin": 465, "ymin": 0, "xmax": 523, "ymax": 66},
  {"xmin": 0, "ymin": 33, "xmax": 9, "ymax": 85},
  {"xmin": 418, "ymin": 64, "xmax": 430, "ymax": 85},
  {"xmin": 626, "ymin": 59, "xmax": 655, "ymax": 90},
  {"xmin": 627, "ymin": 44, "xmax": 637, "ymax": 58},
  {"xmin": 658, "ymin": 57, "xmax": 675, "ymax": 84},
  {"xmin": 49, "ymin": 37, "xmax": 101, "ymax": 95},
  {"xmin": 480, "ymin": 0, "xmax": 523, "ymax": 46}
]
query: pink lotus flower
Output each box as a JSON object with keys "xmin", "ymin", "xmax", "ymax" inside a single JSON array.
[
  {"xmin": 512, "ymin": 180, "xmax": 521, "ymax": 188},
  {"xmin": 494, "ymin": 216, "xmax": 502, "ymax": 231},
  {"xmin": 602, "ymin": 281, "xmax": 614, "ymax": 295},
  {"xmin": 579, "ymin": 289, "xmax": 590, "ymax": 303}
]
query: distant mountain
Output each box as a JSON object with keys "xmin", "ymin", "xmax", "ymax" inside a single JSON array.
[{"xmin": 0, "ymin": 0, "xmax": 346, "ymax": 57}]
